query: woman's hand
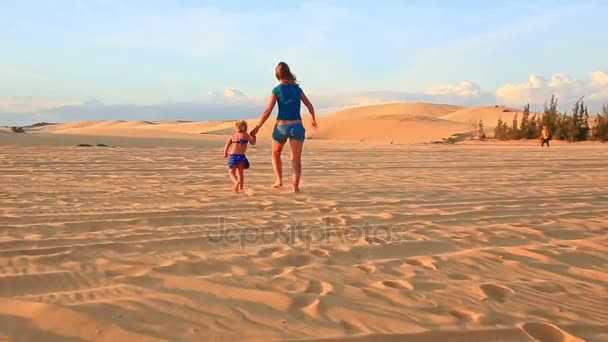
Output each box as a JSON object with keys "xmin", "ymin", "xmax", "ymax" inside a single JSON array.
[
  {"xmin": 311, "ymin": 119, "xmax": 318, "ymax": 128},
  {"xmin": 250, "ymin": 125, "xmax": 260, "ymax": 137}
]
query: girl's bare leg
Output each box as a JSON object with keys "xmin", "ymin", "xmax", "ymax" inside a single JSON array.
[
  {"xmin": 271, "ymin": 141, "xmax": 285, "ymax": 188},
  {"xmin": 289, "ymin": 139, "xmax": 304, "ymax": 193},
  {"xmin": 229, "ymin": 168, "xmax": 239, "ymax": 192},
  {"xmin": 237, "ymin": 165, "xmax": 245, "ymax": 190}
]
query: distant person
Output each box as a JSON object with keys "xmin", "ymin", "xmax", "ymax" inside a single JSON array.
[
  {"xmin": 540, "ymin": 126, "xmax": 551, "ymax": 147},
  {"xmin": 224, "ymin": 120, "xmax": 256, "ymax": 192},
  {"xmin": 249, "ymin": 62, "xmax": 317, "ymax": 193}
]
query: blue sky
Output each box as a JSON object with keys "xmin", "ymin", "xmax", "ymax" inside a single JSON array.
[{"xmin": 1, "ymin": 0, "xmax": 607, "ymax": 124}]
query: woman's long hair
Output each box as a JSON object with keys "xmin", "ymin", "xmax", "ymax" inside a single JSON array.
[{"xmin": 275, "ymin": 62, "xmax": 298, "ymax": 84}]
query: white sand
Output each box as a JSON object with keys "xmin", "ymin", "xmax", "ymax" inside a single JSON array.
[{"xmin": 1, "ymin": 102, "xmax": 607, "ymax": 341}]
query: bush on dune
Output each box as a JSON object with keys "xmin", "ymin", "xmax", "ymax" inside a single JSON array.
[{"xmin": 493, "ymin": 95, "xmax": 607, "ymax": 142}]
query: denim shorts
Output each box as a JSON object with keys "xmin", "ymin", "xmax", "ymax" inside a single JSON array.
[{"xmin": 272, "ymin": 123, "xmax": 306, "ymax": 144}]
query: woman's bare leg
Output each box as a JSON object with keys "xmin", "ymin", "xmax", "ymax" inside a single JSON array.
[
  {"xmin": 271, "ymin": 141, "xmax": 284, "ymax": 188},
  {"xmin": 289, "ymin": 139, "xmax": 304, "ymax": 193}
]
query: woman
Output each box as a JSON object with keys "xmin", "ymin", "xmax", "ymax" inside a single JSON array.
[{"xmin": 250, "ymin": 62, "xmax": 317, "ymax": 193}]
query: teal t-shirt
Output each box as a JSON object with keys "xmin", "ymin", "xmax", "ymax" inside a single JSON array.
[{"xmin": 272, "ymin": 83, "xmax": 302, "ymax": 121}]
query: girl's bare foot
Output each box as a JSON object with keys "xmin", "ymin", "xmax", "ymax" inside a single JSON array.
[
  {"xmin": 239, "ymin": 182, "xmax": 244, "ymax": 191},
  {"xmin": 272, "ymin": 181, "xmax": 283, "ymax": 189},
  {"xmin": 233, "ymin": 183, "xmax": 240, "ymax": 193},
  {"xmin": 292, "ymin": 187, "xmax": 300, "ymax": 193}
]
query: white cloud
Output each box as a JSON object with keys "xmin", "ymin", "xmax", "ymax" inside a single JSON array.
[
  {"xmin": 0, "ymin": 90, "xmax": 453, "ymax": 126},
  {"xmin": 0, "ymin": 96, "xmax": 70, "ymax": 114},
  {"xmin": 591, "ymin": 70, "xmax": 608, "ymax": 86},
  {"xmin": 3, "ymin": 71, "xmax": 608, "ymax": 126},
  {"xmin": 496, "ymin": 70, "xmax": 608, "ymax": 107},
  {"xmin": 425, "ymin": 81, "xmax": 482, "ymax": 98},
  {"xmin": 224, "ymin": 88, "xmax": 247, "ymax": 99}
]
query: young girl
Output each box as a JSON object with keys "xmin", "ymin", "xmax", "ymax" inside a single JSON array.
[{"xmin": 224, "ymin": 120, "xmax": 256, "ymax": 192}]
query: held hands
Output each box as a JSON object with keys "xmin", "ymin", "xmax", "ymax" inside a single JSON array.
[{"xmin": 249, "ymin": 125, "xmax": 260, "ymax": 137}]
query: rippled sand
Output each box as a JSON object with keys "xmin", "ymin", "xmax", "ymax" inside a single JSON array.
[{"xmin": 1, "ymin": 141, "xmax": 607, "ymax": 341}]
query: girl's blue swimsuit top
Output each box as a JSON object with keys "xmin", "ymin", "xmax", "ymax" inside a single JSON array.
[{"xmin": 233, "ymin": 131, "xmax": 248, "ymax": 144}]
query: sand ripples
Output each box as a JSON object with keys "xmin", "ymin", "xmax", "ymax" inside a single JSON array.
[{"xmin": 1, "ymin": 144, "xmax": 607, "ymax": 341}]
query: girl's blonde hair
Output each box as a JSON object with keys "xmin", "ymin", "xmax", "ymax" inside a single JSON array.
[{"xmin": 235, "ymin": 120, "xmax": 247, "ymax": 131}]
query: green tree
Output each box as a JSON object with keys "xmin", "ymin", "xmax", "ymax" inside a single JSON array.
[
  {"xmin": 592, "ymin": 104, "xmax": 608, "ymax": 141},
  {"xmin": 579, "ymin": 100, "xmax": 590, "ymax": 141},
  {"xmin": 542, "ymin": 95, "xmax": 560, "ymax": 134},
  {"xmin": 519, "ymin": 104, "xmax": 530, "ymax": 139},
  {"xmin": 478, "ymin": 120, "xmax": 486, "ymax": 140},
  {"xmin": 554, "ymin": 115, "xmax": 568, "ymax": 140},
  {"xmin": 564, "ymin": 97, "xmax": 591, "ymax": 142},
  {"xmin": 529, "ymin": 113, "xmax": 540, "ymax": 139},
  {"xmin": 494, "ymin": 117, "xmax": 509, "ymax": 140},
  {"xmin": 510, "ymin": 113, "xmax": 519, "ymax": 139},
  {"xmin": 567, "ymin": 99, "xmax": 581, "ymax": 142}
]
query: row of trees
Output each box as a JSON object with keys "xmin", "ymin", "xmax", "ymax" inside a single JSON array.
[{"xmin": 493, "ymin": 96, "xmax": 608, "ymax": 142}]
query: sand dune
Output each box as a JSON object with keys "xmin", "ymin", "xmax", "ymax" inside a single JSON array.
[
  {"xmin": 5, "ymin": 102, "xmax": 532, "ymax": 143},
  {"xmin": 298, "ymin": 103, "xmax": 472, "ymax": 143},
  {"xmin": 1, "ymin": 138, "xmax": 607, "ymax": 341},
  {"xmin": 325, "ymin": 103, "xmax": 465, "ymax": 119},
  {"xmin": 22, "ymin": 102, "xmax": 480, "ymax": 144},
  {"xmin": 440, "ymin": 106, "xmax": 522, "ymax": 127},
  {"xmin": 309, "ymin": 115, "xmax": 468, "ymax": 143}
]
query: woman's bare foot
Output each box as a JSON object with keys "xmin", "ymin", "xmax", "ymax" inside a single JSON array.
[
  {"xmin": 233, "ymin": 182, "xmax": 240, "ymax": 193},
  {"xmin": 271, "ymin": 181, "xmax": 283, "ymax": 189},
  {"xmin": 292, "ymin": 183, "xmax": 300, "ymax": 193}
]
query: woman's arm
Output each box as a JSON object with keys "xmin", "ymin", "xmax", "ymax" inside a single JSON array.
[
  {"xmin": 223, "ymin": 137, "xmax": 233, "ymax": 158},
  {"xmin": 301, "ymin": 91, "xmax": 317, "ymax": 127},
  {"xmin": 251, "ymin": 94, "xmax": 277, "ymax": 136}
]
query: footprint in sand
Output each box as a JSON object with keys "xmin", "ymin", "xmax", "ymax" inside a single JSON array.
[
  {"xmin": 380, "ymin": 280, "xmax": 413, "ymax": 290},
  {"xmin": 356, "ymin": 264, "xmax": 376, "ymax": 274},
  {"xmin": 306, "ymin": 280, "xmax": 333, "ymax": 296},
  {"xmin": 309, "ymin": 248, "xmax": 331, "ymax": 258},
  {"xmin": 288, "ymin": 294, "xmax": 320, "ymax": 316},
  {"xmin": 480, "ymin": 283, "xmax": 514, "ymax": 302},
  {"xmin": 449, "ymin": 309, "xmax": 481, "ymax": 323},
  {"xmin": 521, "ymin": 322, "xmax": 584, "ymax": 342},
  {"xmin": 257, "ymin": 245, "xmax": 289, "ymax": 258},
  {"xmin": 405, "ymin": 258, "xmax": 437, "ymax": 270},
  {"xmin": 276, "ymin": 253, "xmax": 316, "ymax": 268},
  {"xmin": 364, "ymin": 236, "xmax": 386, "ymax": 245}
]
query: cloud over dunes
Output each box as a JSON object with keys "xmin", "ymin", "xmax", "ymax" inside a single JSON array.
[
  {"xmin": 425, "ymin": 70, "xmax": 608, "ymax": 110},
  {"xmin": 2, "ymin": 72, "xmax": 608, "ymax": 126},
  {"xmin": 495, "ymin": 70, "xmax": 608, "ymax": 106},
  {"xmin": 425, "ymin": 81, "xmax": 482, "ymax": 98}
]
